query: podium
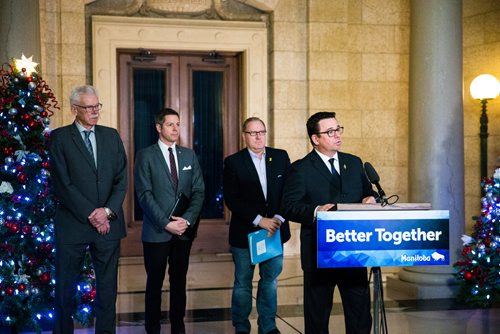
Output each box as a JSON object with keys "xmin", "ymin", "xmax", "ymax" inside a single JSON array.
[{"xmin": 317, "ymin": 203, "xmax": 450, "ymax": 334}]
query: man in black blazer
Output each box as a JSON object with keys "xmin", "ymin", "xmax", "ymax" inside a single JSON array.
[
  {"xmin": 49, "ymin": 85, "xmax": 128, "ymax": 333},
  {"xmin": 281, "ymin": 111, "xmax": 376, "ymax": 334},
  {"xmin": 134, "ymin": 108, "xmax": 205, "ymax": 334},
  {"xmin": 223, "ymin": 117, "xmax": 290, "ymax": 334}
]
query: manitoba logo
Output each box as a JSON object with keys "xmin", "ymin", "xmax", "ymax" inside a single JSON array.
[
  {"xmin": 401, "ymin": 254, "xmax": 431, "ymax": 262},
  {"xmin": 431, "ymin": 251, "xmax": 445, "ymax": 261}
]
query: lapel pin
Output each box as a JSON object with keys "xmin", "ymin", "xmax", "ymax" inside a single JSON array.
[
  {"xmin": 269, "ymin": 157, "xmax": 272, "ymax": 162},
  {"xmin": 343, "ymin": 164, "xmax": 347, "ymax": 170}
]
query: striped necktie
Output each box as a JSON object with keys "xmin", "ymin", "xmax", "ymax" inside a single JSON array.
[{"xmin": 83, "ymin": 130, "xmax": 95, "ymax": 161}]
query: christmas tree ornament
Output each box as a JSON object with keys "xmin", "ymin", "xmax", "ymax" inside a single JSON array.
[
  {"xmin": 13, "ymin": 54, "xmax": 38, "ymax": 76},
  {"xmin": 454, "ymin": 168, "xmax": 500, "ymax": 307}
]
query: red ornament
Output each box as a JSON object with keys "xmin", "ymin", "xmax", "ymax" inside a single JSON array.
[
  {"xmin": 5, "ymin": 286, "xmax": 14, "ymax": 295},
  {"xmin": 39, "ymin": 242, "xmax": 53, "ymax": 254},
  {"xmin": 0, "ymin": 243, "xmax": 13, "ymax": 253},
  {"xmin": 39, "ymin": 272, "xmax": 51, "ymax": 284},
  {"xmin": 22, "ymin": 225, "xmax": 32, "ymax": 235},
  {"xmin": 18, "ymin": 283, "xmax": 26, "ymax": 291},
  {"xmin": 484, "ymin": 237, "xmax": 491, "ymax": 247},
  {"xmin": 81, "ymin": 293, "xmax": 91, "ymax": 303},
  {"xmin": 42, "ymin": 161, "xmax": 49, "ymax": 169},
  {"xmin": 17, "ymin": 173, "xmax": 27, "ymax": 183},
  {"xmin": 461, "ymin": 246, "xmax": 472, "ymax": 256},
  {"xmin": 8, "ymin": 222, "xmax": 20, "ymax": 234},
  {"xmin": 464, "ymin": 271, "xmax": 473, "ymax": 281}
]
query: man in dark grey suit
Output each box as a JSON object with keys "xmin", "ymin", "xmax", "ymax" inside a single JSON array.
[
  {"xmin": 134, "ymin": 108, "xmax": 205, "ymax": 334},
  {"xmin": 223, "ymin": 117, "xmax": 290, "ymax": 334},
  {"xmin": 50, "ymin": 85, "xmax": 128, "ymax": 333},
  {"xmin": 281, "ymin": 111, "xmax": 376, "ymax": 334}
]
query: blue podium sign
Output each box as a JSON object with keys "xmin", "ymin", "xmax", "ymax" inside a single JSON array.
[{"xmin": 317, "ymin": 210, "xmax": 449, "ymax": 268}]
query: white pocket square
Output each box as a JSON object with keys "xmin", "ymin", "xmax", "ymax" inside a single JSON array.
[{"xmin": 182, "ymin": 165, "xmax": 192, "ymax": 170}]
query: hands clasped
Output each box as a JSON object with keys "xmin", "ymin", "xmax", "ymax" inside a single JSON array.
[
  {"xmin": 165, "ymin": 216, "xmax": 189, "ymax": 236},
  {"xmin": 88, "ymin": 208, "xmax": 110, "ymax": 235}
]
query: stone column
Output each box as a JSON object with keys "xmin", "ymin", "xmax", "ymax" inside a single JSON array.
[
  {"xmin": 0, "ymin": 0, "xmax": 40, "ymax": 65},
  {"xmin": 387, "ymin": 0, "xmax": 464, "ymax": 299}
]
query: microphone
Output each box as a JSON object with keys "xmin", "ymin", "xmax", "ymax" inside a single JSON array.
[{"xmin": 364, "ymin": 162, "xmax": 388, "ymax": 205}]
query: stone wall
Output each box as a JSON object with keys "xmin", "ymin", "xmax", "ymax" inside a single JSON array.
[
  {"xmin": 272, "ymin": 0, "xmax": 409, "ymax": 201},
  {"xmin": 34, "ymin": 0, "xmax": 500, "ymax": 237},
  {"xmin": 39, "ymin": 0, "xmax": 86, "ymax": 127}
]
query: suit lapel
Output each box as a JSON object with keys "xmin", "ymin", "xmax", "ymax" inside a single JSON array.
[
  {"xmin": 71, "ymin": 123, "xmax": 96, "ymax": 172},
  {"xmin": 152, "ymin": 143, "xmax": 173, "ymax": 186},
  {"xmin": 265, "ymin": 148, "xmax": 275, "ymax": 200},
  {"xmin": 337, "ymin": 152, "xmax": 348, "ymax": 179},
  {"xmin": 95, "ymin": 126, "xmax": 104, "ymax": 170},
  {"xmin": 242, "ymin": 149, "xmax": 266, "ymax": 201},
  {"xmin": 309, "ymin": 150, "xmax": 342, "ymax": 190},
  {"xmin": 309, "ymin": 150, "xmax": 332, "ymax": 181},
  {"xmin": 176, "ymin": 146, "xmax": 187, "ymax": 188}
]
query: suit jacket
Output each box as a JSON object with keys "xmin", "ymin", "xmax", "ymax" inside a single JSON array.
[
  {"xmin": 223, "ymin": 147, "xmax": 291, "ymax": 248},
  {"xmin": 281, "ymin": 150, "xmax": 376, "ymax": 271},
  {"xmin": 134, "ymin": 143, "xmax": 205, "ymax": 242},
  {"xmin": 49, "ymin": 123, "xmax": 128, "ymax": 244}
]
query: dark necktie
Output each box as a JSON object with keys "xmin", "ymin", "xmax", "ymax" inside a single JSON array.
[
  {"xmin": 168, "ymin": 147, "xmax": 178, "ymax": 192},
  {"xmin": 83, "ymin": 130, "xmax": 95, "ymax": 162},
  {"xmin": 329, "ymin": 158, "xmax": 341, "ymax": 181}
]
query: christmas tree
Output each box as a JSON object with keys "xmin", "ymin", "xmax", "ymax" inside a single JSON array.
[
  {"xmin": 0, "ymin": 55, "xmax": 95, "ymax": 332},
  {"xmin": 454, "ymin": 167, "xmax": 500, "ymax": 307}
]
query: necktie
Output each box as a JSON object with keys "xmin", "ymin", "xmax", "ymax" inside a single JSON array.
[
  {"xmin": 83, "ymin": 130, "xmax": 95, "ymax": 162},
  {"xmin": 329, "ymin": 158, "xmax": 341, "ymax": 181},
  {"xmin": 168, "ymin": 147, "xmax": 178, "ymax": 192}
]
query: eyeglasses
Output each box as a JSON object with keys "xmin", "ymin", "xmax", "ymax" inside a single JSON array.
[
  {"xmin": 73, "ymin": 103, "xmax": 103, "ymax": 112},
  {"xmin": 244, "ymin": 130, "xmax": 267, "ymax": 137},
  {"xmin": 316, "ymin": 126, "xmax": 344, "ymax": 137}
]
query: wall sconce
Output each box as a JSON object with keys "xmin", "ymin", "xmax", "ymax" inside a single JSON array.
[{"xmin": 470, "ymin": 74, "xmax": 500, "ymax": 181}]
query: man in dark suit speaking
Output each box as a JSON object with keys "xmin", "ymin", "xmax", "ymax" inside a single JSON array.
[
  {"xmin": 223, "ymin": 117, "xmax": 290, "ymax": 334},
  {"xmin": 281, "ymin": 111, "xmax": 376, "ymax": 334},
  {"xmin": 134, "ymin": 108, "xmax": 205, "ymax": 334},
  {"xmin": 50, "ymin": 85, "xmax": 128, "ymax": 333}
]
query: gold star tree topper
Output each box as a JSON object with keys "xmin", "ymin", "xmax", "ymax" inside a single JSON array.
[{"xmin": 14, "ymin": 54, "xmax": 38, "ymax": 76}]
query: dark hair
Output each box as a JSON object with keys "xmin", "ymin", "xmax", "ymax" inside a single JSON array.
[
  {"xmin": 155, "ymin": 108, "xmax": 179, "ymax": 125},
  {"xmin": 242, "ymin": 117, "xmax": 266, "ymax": 132},
  {"xmin": 306, "ymin": 111, "xmax": 336, "ymax": 146}
]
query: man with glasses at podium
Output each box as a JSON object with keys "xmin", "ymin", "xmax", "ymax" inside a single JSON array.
[{"xmin": 281, "ymin": 111, "xmax": 377, "ymax": 334}]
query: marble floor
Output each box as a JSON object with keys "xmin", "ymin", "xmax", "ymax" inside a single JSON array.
[{"xmin": 31, "ymin": 253, "xmax": 499, "ymax": 334}]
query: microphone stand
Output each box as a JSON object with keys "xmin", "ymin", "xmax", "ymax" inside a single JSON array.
[
  {"xmin": 370, "ymin": 266, "xmax": 388, "ymax": 334},
  {"xmin": 371, "ymin": 193, "xmax": 389, "ymax": 334}
]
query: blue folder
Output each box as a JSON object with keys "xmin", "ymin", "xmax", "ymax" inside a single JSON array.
[{"xmin": 248, "ymin": 229, "xmax": 283, "ymax": 265}]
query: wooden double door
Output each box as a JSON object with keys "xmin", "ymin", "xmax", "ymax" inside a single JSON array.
[{"xmin": 117, "ymin": 50, "xmax": 240, "ymax": 256}]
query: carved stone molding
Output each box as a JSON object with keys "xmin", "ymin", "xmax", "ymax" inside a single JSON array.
[
  {"xmin": 235, "ymin": 0, "xmax": 279, "ymax": 12},
  {"xmin": 86, "ymin": 0, "xmax": 277, "ymax": 21}
]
